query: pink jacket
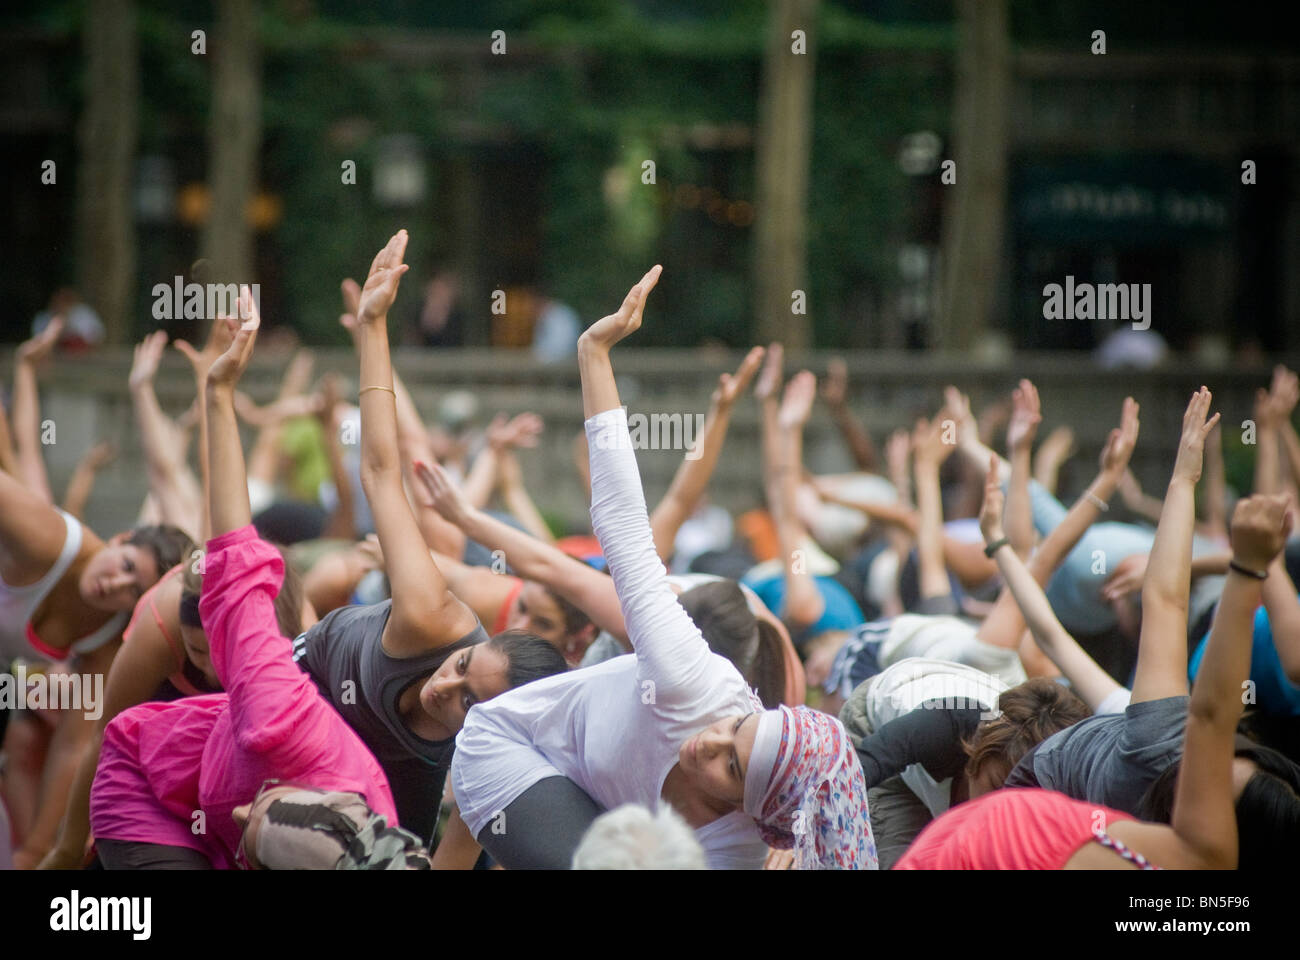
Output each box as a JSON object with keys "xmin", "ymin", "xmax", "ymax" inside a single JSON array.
[{"xmin": 91, "ymin": 526, "xmax": 396, "ymax": 868}]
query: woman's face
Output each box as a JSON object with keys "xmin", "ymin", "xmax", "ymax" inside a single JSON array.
[
  {"xmin": 506, "ymin": 581, "xmax": 570, "ymax": 648},
  {"xmin": 418, "ymin": 642, "xmax": 510, "ymax": 734},
  {"xmin": 678, "ymin": 713, "xmax": 759, "ymax": 807},
  {"xmin": 78, "ymin": 537, "xmax": 161, "ymax": 611},
  {"xmin": 179, "ymin": 623, "xmax": 219, "ymax": 689}
]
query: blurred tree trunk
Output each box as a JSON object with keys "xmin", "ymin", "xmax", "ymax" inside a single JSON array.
[
  {"xmin": 938, "ymin": 0, "xmax": 1011, "ymax": 350},
  {"xmin": 753, "ymin": 0, "xmax": 818, "ymax": 350},
  {"xmin": 76, "ymin": 0, "xmax": 139, "ymax": 345},
  {"xmin": 200, "ymin": 0, "xmax": 261, "ymax": 287}
]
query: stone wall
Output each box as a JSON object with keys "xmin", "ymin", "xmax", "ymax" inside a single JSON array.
[{"xmin": 4, "ymin": 347, "xmax": 1286, "ymax": 540}]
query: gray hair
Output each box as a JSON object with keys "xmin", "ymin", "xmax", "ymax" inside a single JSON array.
[{"xmin": 571, "ymin": 804, "xmax": 707, "ymax": 870}]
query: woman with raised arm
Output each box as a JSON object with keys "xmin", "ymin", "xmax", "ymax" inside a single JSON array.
[
  {"xmin": 287, "ymin": 232, "xmax": 567, "ymax": 845},
  {"xmin": 86, "ymin": 289, "xmax": 402, "ymax": 869},
  {"xmin": 0, "ymin": 332, "xmax": 194, "ymax": 868},
  {"xmin": 451, "ymin": 266, "xmax": 875, "ymax": 870},
  {"xmin": 415, "ymin": 457, "xmax": 798, "ymax": 705},
  {"xmin": 898, "ymin": 489, "xmax": 1295, "ymax": 869},
  {"xmin": 40, "ymin": 313, "xmax": 310, "ymax": 870}
]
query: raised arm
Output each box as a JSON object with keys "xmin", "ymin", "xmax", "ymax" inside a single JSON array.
[
  {"xmin": 754, "ymin": 342, "xmax": 785, "ymax": 490},
  {"xmin": 1268, "ymin": 366, "xmax": 1300, "ymax": 505},
  {"xmin": 578, "ymin": 266, "xmax": 737, "ymax": 702},
  {"xmin": 173, "ymin": 314, "xmax": 239, "ymax": 542},
  {"xmin": 353, "ymin": 232, "xmax": 478, "ymax": 653},
  {"xmin": 497, "ymin": 449, "xmax": 554, "ymax": 544},
  {"xmin": 976, "ymin": 398, "xmax": 1139, "ymax": 652},
  {"xmin": 809, "ymin": 479, "xmax": 919, "ymax": 535},
  {"xmin": 1252, "ymin": 386, "xmax": 1281, "ymax": 495},
  {"xmin": 979, "ymin": 456, "xmax": 1122, "ymax": 710},
  {"xmin": 819, "ymin": 357, "xmax": 878, "ymax": 472},
  {"xmin": 649, "ymin": 346, "xmax": 763, "ymax": 561},
  {"xmin": 203, "ymin": 292, "xmax": 260, "ymax": 537},
  {"xmin": 61, "ymin": 442, "xmax": 116, "ymax": 521},
  {"xmin": 771, "ymin": 372, "xmax": 825, "ymax": 633},
  {"xmin": 1202, "ymin": 421, "xmax": 1229, "ymax": 545},
  {"xmin": 342, "ymin": 275, "xmax": 464, "ymax": 556},
  {"xmin": 1116, "ymin": 468, "xmax": 1165, "ymax": 526},
  {"xmin": 12, "ymin": 318, "xmax": 62, "ymax": 503},
  {"xmin": 1005, "ymin": 379, "xmax": 1041, "ymax": 557},
  {"xmin": 414, "ymin": 459, "xmax": 627, "ymax": 642},
  {"xmin": 129, "ymin": 330, "xmax": 201, "ymax": 537},
  {"xmin": 911, "ymin": 413, "xmax": 954, "ymax": 604},
  {"xmin": 1128, "ymin": 496, "xmax": 1291, "ymax": 869},
  {"xmin": 1131, "ymin": 388, "xmax": 1219, "ymax": 704}
]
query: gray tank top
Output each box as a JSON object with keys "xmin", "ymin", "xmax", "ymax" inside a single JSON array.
[{"xmin": 292, "ymin": 599, "xmax": 487, "ymax": 843}]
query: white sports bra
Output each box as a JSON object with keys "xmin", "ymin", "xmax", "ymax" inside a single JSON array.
[{"xmin": 0, "ymin": 509, "xmax": 126, "ymax": 663}]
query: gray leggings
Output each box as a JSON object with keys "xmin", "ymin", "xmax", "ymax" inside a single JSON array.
[
  {"xmin": 475, "ymin": 776, "xmax": 604, "ymax": 870},
  {"xmin": 97, "ymin": 839, "xmax": 213, "ymax": 870}
]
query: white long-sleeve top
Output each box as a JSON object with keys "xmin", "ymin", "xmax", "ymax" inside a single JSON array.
[{"xmin": 451, "ymin": 407, "xmax": 767, "ymax": 868}]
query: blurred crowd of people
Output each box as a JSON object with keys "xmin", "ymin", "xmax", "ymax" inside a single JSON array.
[{"xmin": 1, "ymin": 231, "xmax": 1297, "ymax": 871}]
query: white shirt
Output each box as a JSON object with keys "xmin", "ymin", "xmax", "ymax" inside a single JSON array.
[
  {"xmin": 881, "ymin": 614, "xmax": 1028, "ymax": 689},
  {"xmin": 452, "ymin": 407, "xmax": 768, "ymax": 868},
  {"xmin": 862, "ymin": 658, "xmax": 1008, "ymax": 818}
]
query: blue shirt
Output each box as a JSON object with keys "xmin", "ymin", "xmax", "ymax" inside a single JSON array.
[
  {"xmin": 741, "ymin": 573, "xmax": 864, "ymax": 649},
  {"xmin": 1189, "ymin": 604, "xmax": 1300, "ymax": 717}
]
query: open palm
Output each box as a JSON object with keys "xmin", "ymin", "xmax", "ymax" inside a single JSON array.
[
  {"xmin": 358, "ymin": 230, "xmax": 411, "ymax": 324},
  {"xmin": 581, "ymin": 265, "xmax": 662, "ymax": 350}
]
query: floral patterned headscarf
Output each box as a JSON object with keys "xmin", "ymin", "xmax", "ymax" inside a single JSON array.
[{"xmin": 743, "ymin": 705, "xmax": 877, "ymax": 870}]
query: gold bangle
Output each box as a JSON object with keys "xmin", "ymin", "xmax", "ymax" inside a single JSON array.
[{"xmin": 359, "ymin": 385, "xmax": 396, "ymax": 397}]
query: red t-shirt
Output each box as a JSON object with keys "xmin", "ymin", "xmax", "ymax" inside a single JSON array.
[{"xmin": 894, "ymin": 788, "xmax": 1136, "ymax": 870}]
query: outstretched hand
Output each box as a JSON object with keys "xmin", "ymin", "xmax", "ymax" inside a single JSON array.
[
  {"xmin": 777, "ymin": 370, "xmax": 817, "ymax": 430},
  {"xmin": 357, "ymin": 230, "xmax": 411, "ymax": 324},
  {"xmin": 912, "ymin": 415, "xmax": 955, "ymax": 467},
  {"xmin": 1268, "ymin": 365, "xmax": 1299, "ymax": 422},
  {"xmin": 17, "ymin": 316, "xmax": 63, "ymax": 366},
  {"xmin": 174, "ymin": 313, "xmax": 238, "ymax": 384},
  {"xmin": 579, "ymin": 265, "xmax": 662, "ymax": 352},
  {"xmin": 820, "ymin": 357, "xmax": 849, "ymax": 408},
  {"xmin": 487, "ymin": 412, "xmax": 544, "ymax": 452},
  {"xmin": 714, "ymin": 346, "xmax": 765, "ymax": 409},
  {"xmin": 412, "ymin": 459, "xmax": 473, "ymax": 527},
  {"xmin": 753, "ymin": 342, "xmax": 784, "ymax": 403},
  {"xmin": 78, "ymin": 440, "xmax": 117, "ymax": 472},
  {"xmin": 128, "ymin": 331, "xmax": 168, "ymax": 391},
  {"xmin": 1169, "ymin": 387, "xmax": 1220, "ymax": 486},
  {"xmin": 1099, "ymin": 396, "xmax": 1141, "ymax": 476},
  {"xmin": 1006, "ymin": 379, "xmax": 1042, "ymax": 455},
  {"xmin": 978, "ymin": 454, "xmax": 1005, "ymax": 543},
  {"xmin": 942, "ymin": 385, "xmax": 977, "ymax": 447},
  {"xmin": 205, "ymin": 286, "xmax": 261, "ymax": 392}
]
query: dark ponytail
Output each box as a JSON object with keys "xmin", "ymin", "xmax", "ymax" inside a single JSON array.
[
  {"xmin": 678, "ymin": 580, "xmax": 788, "ymax": 706},
  {"xmin": 750, "ymin": 619, "xmax": 789, "ymax": 708}
]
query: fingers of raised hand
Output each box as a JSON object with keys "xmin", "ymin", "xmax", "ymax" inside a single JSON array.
[
  {"xmin": 734, "ymin": 346, "xmax": 765, "ymax": 386},
  {"xmin": 341, "ymin": 278, "xmax": 362, "ymax": 316}
]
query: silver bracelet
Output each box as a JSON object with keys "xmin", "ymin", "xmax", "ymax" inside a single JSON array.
[{"xmin": 1085, "ymin": 491, "xmax": 1109, "ymax": 512}]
